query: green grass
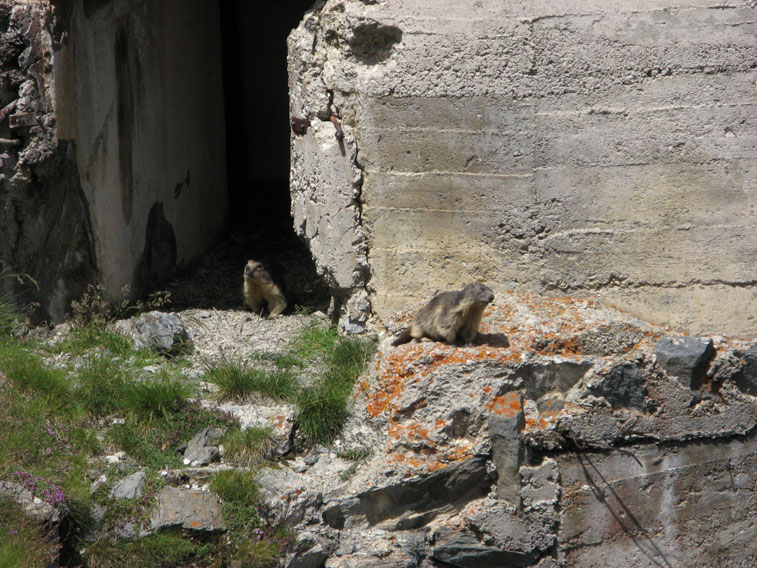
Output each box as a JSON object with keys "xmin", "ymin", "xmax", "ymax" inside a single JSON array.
[
  {"xmin": 0, "ymin": 297, "xmax": 374, "ymax": 566},
  {"xmin": 0, "ymin": 497, "xmax": 60, "ymax": 568},
  {"xmin": 83, "ymin": 530, "xmax": 211, "ymax": 568},
  {"xmin": 0, "ymin": 298, "xmax": 18, "ymax": 340},
  {"xmin": 206, "ymin": 359, "xmax": 298, "ymax": 402},
  {"xmin": 210, "ymin": 469, "xmax": 292, "ymax": 568},
  {"xmin": 295, "ymin": 333, "xmax": 375, "ymax": 445},
  {"xmin": 291, "ymin": 324, "xmax": 338, "ymax": 360},
  {"xmin": 108, "ymin": 401, "xmax": 234, "ymax": 469},
  {"xmin": 207, "ymin": 324, "xmax": 375, "ymax": 446},
  {"xmin": 223, "ymin": 426, "xmax": 278, "ymax": 467},
  {"xmin": 0, "ymin": 342, "xmax": 71, "ymax": 400},
  {"xmin": 123, "ymin": 374, "xmax": 192, "ymax": 421}
]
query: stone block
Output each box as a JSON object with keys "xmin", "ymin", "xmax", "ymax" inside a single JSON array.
[
  {"xmin": 733, "ymin": 344, "xmax": 757, "ymax": 397},
  {"xmin": 589, "ymin": 362, "xmax": 647, "ymax": 410},
  {"xmin": 655, "ymin": 336, "xmax": 715, "ymax": 389}
]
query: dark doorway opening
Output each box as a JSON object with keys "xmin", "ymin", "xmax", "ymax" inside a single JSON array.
[
  {"xmin": 167, "ymin": 0, "xmax": 330, "ymax": 313},
  {"xmin": 220, "ymin": 0, "xmax": 314, "ymax": 233}
]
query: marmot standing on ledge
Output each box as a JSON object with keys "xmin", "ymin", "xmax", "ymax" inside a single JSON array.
[
  {"xmin": 391, "ymin": 282, "xmax": 494, "ymax": 346},
  {"xmin": 243, "ymin": 260, "xmax": 287, "ymax": 318}
]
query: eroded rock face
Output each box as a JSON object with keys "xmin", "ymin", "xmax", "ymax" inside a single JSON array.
[
  {"xmin": 0, "ymin": 2, "xmax": 97, "ymax": 322},
  {"xmin": 266, "ymin": 292, "xmax": 757, "ymax": 567}
]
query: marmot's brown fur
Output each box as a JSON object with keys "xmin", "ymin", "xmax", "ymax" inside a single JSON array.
[
  {"xmin": 392, "ymin": 282, "xmax": 494, "ymax": 346},
  {"xmin": 243, "ymin": 260, "xmax": 287, "ymax": 318}
]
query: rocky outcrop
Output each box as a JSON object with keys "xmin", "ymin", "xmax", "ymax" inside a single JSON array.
[
  {"xmin": 0, "ymin": 2, "xmax": 97, "ymax": 322},
  {"xmin": 256, "ymin": 291, "xmax": 757, "ymax": 567}
]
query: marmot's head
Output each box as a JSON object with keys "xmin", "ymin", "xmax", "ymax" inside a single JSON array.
[
  {"xmin": 244, "ymin": 260, "xmax": 270, "ymax": 281},
  {"xmin": 462, "ymin": 282, "xmax": 494, "ymax": 305}
]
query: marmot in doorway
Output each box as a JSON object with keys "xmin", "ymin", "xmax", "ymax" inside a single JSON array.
[
  {"xmin": 243, "ymin": 260, "xmax": 287, "ymax": 318},
  {"xmin": 391, "ymin": 282, "xmax": 494, "ymax": 346}
]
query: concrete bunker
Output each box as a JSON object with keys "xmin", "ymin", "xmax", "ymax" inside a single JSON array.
[{"xmin": 0, "ymin": 0, "xmax": 324, "ymax": 321}]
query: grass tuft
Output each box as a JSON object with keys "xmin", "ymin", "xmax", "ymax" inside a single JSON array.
[
  {"xmin": 74, "ymin": 356, "xmax": 132, "ymax": 417},
  {"xmin": 290, "ymin": 324, "xmax": 338, "ymax": 360},
  {"xmin": 206, "ymin": 359, "xmax": 298, "ymax": 402},
  {"xmin": 223, "ymin": 426, "xmax": 278, "ymax": 467},
  {"xmin": 0, "ymin": 342, "xmax": 71, "ymax": 400},
  {"xmin": 294, "ymin": 331, "xmax": 375, "ymax": 445},
  {"xmin": 123, "ymin": 375, "xmax": 191, "ymax": 421}
]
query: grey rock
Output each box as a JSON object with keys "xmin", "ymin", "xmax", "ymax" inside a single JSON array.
[
  {"xmin": 461, "ymin": 496, "xmax": 557, "ymax": 558},
  {"xmin": 431, "ymin": 526, "xmax": 539, "ymax": 568},
  {"xmin": 109, "ymin": 471, "xmax": 146, "ymax": 500},
  {"xmin": 489, "ymin": 403, "xmax": 525, "ymax": 504},
  {"xmin": 183, "ymin": 427, "xmax": 225, "ymax": 467},
  {"xmin": 114, "ymin": 311, "xmax": 192, "ymax": 355},
  {"xmin": 589, "ymin": 362, "xmax": 647, "ymax": 410},
  {"xmin": 285, "ymin": 531, "xmax": 336, "ymax": 568},
  {"xmin": 322, "ymin": 456, "xmax": 492, "ymax": 529},
  {"xmin": 520, "ymin": 361, "xmax": 592, "ymax": 400},
  {"xmin": 655, "ymin": 336, "xmax": 714, "ymax": 389},
  {"xmin": 520, "ymin": 459, "xmax": 560, "ymax": 512},
  {"xmin": 149, "ymin": 486, "xmax": 225, "ymax": 533},
  {"xmin": 732, "ymin": 344, "xmax": 757, "ymax": 397},
  {"xmin": 0, "ymin": 481, "xmax": 66, "ymax": 525}
]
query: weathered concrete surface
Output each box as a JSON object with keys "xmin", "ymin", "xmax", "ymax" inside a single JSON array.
[
  {"xmin": 288, "ymin": 0, "xmax": 757, "ymax": 336},
  {"xmin": 55, "ymin": 0, "xmax": 228, "ymax": 299},
  {"xmin": 267, "ymin": 291, "xmax": 757, "ymax": 567},
  {"xmin": 0, "ymin": 0, "xmax": 227, "ymax": 321}
]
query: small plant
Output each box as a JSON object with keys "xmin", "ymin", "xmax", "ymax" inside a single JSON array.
[
  {"xmin": 223, "ymin": 426, "xmax": 277, "ymax": 467},
  {"xmin": 206, "ymin": 359, "xmax": 297, "ymax": 402},
  {"xmin": 11, "ymin": 471, "xmax": 65, "ymax": 507},
  {"xmin": 0, "ymin": 265, "xmax": 37, "ymax": 340},
  {"xmin": 339, "ymin": 463, "xmax": 359, "ymax": 481},
  {"xmin": 123, "ymin": 374, "xmax": 191, "ymax": 421},
  {"xmin": 68, "ymin": 284, "xmax": 171, "ymax": 330},
  {"xmin": 338, "ymin": 447, "xmax": 372, "ymax": 461}
]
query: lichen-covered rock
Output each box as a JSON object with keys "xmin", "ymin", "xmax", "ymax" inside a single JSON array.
[
  {"xmin": 149, "ymin": 486, "xmax": 225, "ymax": 533},
  {"xmin": 269, "ymin": 291, "xmax": 757, "ymax": 567}
]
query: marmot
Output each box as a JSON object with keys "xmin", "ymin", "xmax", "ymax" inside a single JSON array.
[
  {"xmin": 391, "ymin": 282, "xmax": 494, "ymax": 346},
  {"xmin": 243, "ymin": 260, "xmax": 287, "ymax": 318}
]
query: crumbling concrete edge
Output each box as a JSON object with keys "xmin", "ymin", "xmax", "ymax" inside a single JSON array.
[{"xmin": 287, "ymin": 1, "xmax": 381, "ymax": 334}]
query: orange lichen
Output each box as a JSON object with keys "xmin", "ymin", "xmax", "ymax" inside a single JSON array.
[{"xmin": 486, "ymin": 392, "xmax": 522, "ymax": 417}]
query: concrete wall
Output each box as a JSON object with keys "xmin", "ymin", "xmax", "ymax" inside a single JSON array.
[
  {"xmin": 54, "ymin": 0, "xmax": 227, "ymax": 301},
  {"xmin": 288, "ymin": 0, "xmax": 757, "ymax": 336}
]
